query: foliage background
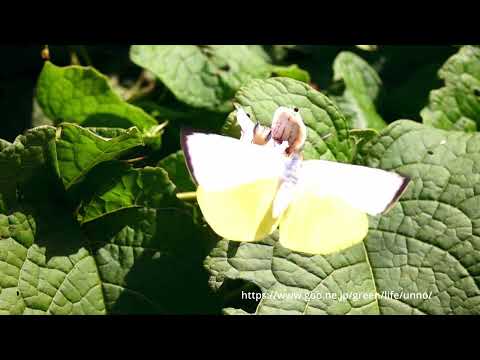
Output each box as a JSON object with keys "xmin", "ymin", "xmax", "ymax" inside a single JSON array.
[
  {"xmin": 1, "ymin": 45, "xmax": 479, "ymax": 315},
  {"xmin": 1, "ymin": 45, "xmax": 457, "ymax": 142}
]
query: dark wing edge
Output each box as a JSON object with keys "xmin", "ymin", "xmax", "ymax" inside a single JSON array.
[
  {"xmin": 179, "ymin": 127, "xmax": 201, "ymax": 186},
  {"xmin": 381, "ymin": 174, "xmax": 411, "ymax": 214}
]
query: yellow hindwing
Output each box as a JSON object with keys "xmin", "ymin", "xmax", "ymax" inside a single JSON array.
[
  {"xmin": 197, "ymin": 178, "xmax": 281, "ymax": 242},
  {"xmin": 279, "ymin": 193, "xmax": 369, "ymax": 255}
]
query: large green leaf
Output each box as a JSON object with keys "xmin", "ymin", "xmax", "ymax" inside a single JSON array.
[
  {"xmin": 223, "ymin": 77, "xmax": 354, "ymax": 162},
  {"xmin": 36, "ymin": 61, "xmax": 158, "ymax": 131},
  {"xmin": 421, "ymin": 46, "xmax": 480, "ymax": 132},
  {"xmin": 206, "ymin": 234, "xmax": 380, "ymax": 315},
  {"xmin": 0, "ymin": 212, "xmax": 106, "ymax": 315},
  {"xmin": 0, "ymin": 126, "xmax": 102, "ymax": 315},
  {"xmin": 269, "ymin": 45, "xmax": 301, "ymax": 62},
  {"xmin": 0, "ymin": 126, "xmax": 220, "ymax": 314},
  {"xmin": 205, "ymin": 120, "xmax": 480, "ymax": 315},
  {"xmin": 247, "ymin": 45, "xmax": 271, "ymax": 63},
  {"xmin": 56, "ymin": 123, "xmax": 144, "ymax": 190},
  {"xmin": 0, "ymin": 125, "xmax": 59, "ymax": 211},
  {"xmin": 78, "ymin": 166, "xmax": 177, "ymax": 224},
  {"xmin": 129, "ymin": 45, "xmax": 271, "ymax": 112},
  {"xmin": 79, "ymin": 163, "xmax": 219, "ymax": 314},
  {"xmin": 330, "ymin": 51, "xmax": 387, "ymax": 130}
]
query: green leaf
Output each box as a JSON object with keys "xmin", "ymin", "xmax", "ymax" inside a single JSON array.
[
  {"xmin": 142, "ymin": 122, "xmax": 168, "ymax": 150},
  {"xmin": 36, "ymin": 61, "xmax": 158, "ymax": 131},
  {"xmin": 133, "ymin": 93, "xmax": 227, "ymax": 134},
  {"xmin": 31, "ymin": 98, "xmax": 53, "ymax": 128},
  {"xmin": 348, "ymin": 128, "xmax": 380, "ymax": 144},
  {"xmin": 83, "ymin": 205, "xmax": 219, "ymax": 314},
  {"xmin": 56, "ymin": 123, "xmax": 144, "ymax": 190},
  {"xmin": 0, "ymin": 125, "xmax": 59, "ymax": 210},
  {"xmin": 0, "ymin": 126, "xmax": 105, "ymax": 315},
  {"xmin": 76, "ymin": 163, "xmax": 219, "ymax": 314},
  {"xmin": 348, "ymin": 128, "xmax": 380, "ymax": 161},
  {"xmin": 269, "ymin": 45, "xmax": 300, "ymax": 62},
  {"xmin": 270, "ymin": 64, "xmax": 311, "ymax": 83},
  {"xmin": 158, "ymin": 151, "xmax": 196, "ymax": 193},
  {"xmin": 206, "ymin": 120, "xmax": 480, "ymax": 315},
  {"xmin": 206, "ymin": 234, "xmax": 380, "ymax": 314},
  {"xmin": 0, "ymin": 126, "xmax": 220, "ymax": 314},
  {"xmin": 421, "ymin": 46, "xmax": 480, "ymax": 132},
  {"xmin": 247, "ymin": 45, "xmax": 272, "ymax": 63},
  {"xmin": 331, "ymin": 52, "xmax": 387, "ymax": 130},
  {"xmin": 87, "ymin": 127, "xmax": 134, "ymax": 138},
  {"xmin": 225, "ymin": 77, "xmax": 353, "ymax": 162},
  {"xmin": 78, "ymin": 166, "xmax": 177, "ymax": 224},
  {"xmin": 0, "ymin": 212, "xmax": 105, "ymax": 315},
  {"xmin": 157, "ymin": 152, "xmax": 206, "ymax": 229},
  {"xmin": 359, "ymin": 120, "xmax": 480, "ymax": 314},
  {"xmin": 130, "ymin": 45, "xmax": 271, "ymax": 112},
  {"xmin": 0, "ymin": 194, "xmax": 216, "ymax": 314}
]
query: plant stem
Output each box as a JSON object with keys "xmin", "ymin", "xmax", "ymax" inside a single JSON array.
[
  {"xmin": 176, "ymin": 192, "xmax": 197, "ymax": 201},
  {"xmin": 70, "ymin": 51, "xmax": 80, "ymax": 65},
  {"xmin": 78, "ymin": 46, "xmax": 92, "ymax": 66},
  {"xmin": 125, "ymin": 71, "xmax": 156, "ymax": 102},
  {"xmin": 125, "ymin": 156, "xmax": 146, "ymax": 163}
]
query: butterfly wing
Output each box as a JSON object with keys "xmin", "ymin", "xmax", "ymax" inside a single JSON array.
[
  {"xmin": 280, "ymin": 193, "xmax": 369, "ymax": 255},
  {"xmin": 298, "ymin": 160, "xmax": 410, "ymax": 216},
  {"xmin": 279, "ymin": 160, "xmax": 410, "ymax": 255},
  {"xmin": 233, "ymin": 104, "xmax": 255, "ymax": 143},
  {"xmin": 181, "ymin": 130, "xmax": 285, "ymax": 242}
]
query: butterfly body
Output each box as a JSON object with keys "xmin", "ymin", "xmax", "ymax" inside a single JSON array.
[
  {"xmin": 273, "ymin": 153, "xmax": 302, "ymax": 218},
  {"xmin": 270, "ymin": 107, "xmax": 307, "ymax": 155}
]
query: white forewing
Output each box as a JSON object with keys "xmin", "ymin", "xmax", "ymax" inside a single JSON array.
[
  {"xmin": 181, "ymin": 131, "xmax": 285, "ymax": 192},
  {"xmin": 297, "ymin": 160, "xmax": 410, "ymax": 215},
  {"xmin": 234, "ymin": 106, "xmax": 255, "ymax": 143}
]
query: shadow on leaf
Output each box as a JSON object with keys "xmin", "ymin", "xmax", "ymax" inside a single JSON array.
[
  {"xmin": 84, "ymin": 206, "xmax": 223, "ymax": 314},
  {"xmin": 82, "ymin": 113, "xmax": 144, "ymax": 129}
]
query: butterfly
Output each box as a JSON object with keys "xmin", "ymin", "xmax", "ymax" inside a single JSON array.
[{"xmin": 181, "ymin": 105, "xmax": 410, "ymax": 255}]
